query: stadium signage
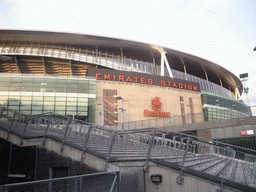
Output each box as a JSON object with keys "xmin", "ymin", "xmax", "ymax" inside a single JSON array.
[
  {"xmin": 144, "ymin": 96, "xmax": 171, "ymax": 117},
  {"xmin": 87, "ymin": 68, "xmax": 200, "ymax": 92},
  {"xmin": 240, "ymin": 130, "xmax": 254, "ymax": 136}
]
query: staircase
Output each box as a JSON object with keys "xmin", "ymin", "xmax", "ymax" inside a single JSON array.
[{"xmin": 0, "ymin": 106, "xmax": 256, "ymax": 191}]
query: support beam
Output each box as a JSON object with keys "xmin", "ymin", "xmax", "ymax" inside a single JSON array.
[
  {"xmin": 180, "ymin": 56, "xmax": 187, "ymax": 80},
  {"xmin": 161, "ymin": 52, "xmax": 173, "ymax": 78},
  {"xmin": 14, "ymin": 56, "xmax": 21, "ymax": 73},
  {"xmin": 42, "ymin": 57, "xmax": 47, "ymax": 75},
  {"xmin": 234, "ymin": 87, "xmax": 241, "ymax": 100},
  {"xmin": 70, "ymin": 60, "xmax": 73, "ymax": 76},
  {"xmin": 204, "ymin": 71, "xmax": 209, "ymax": 81},
  {"xmin": 152, "ymin": 57, "xmax": 156, "ymax": 75},
  {"xmin": 219, "ymin": 78, "xmax": 223, "ymax": 87}
]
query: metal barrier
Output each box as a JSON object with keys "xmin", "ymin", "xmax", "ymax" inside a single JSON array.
[
  {"xmin": 0, "ymin": 106, "xmax": 256, "ymax": 190},
  {"xmin": 109, "ymin": 111, "xmax": 254, "ymax": 130},
  {"xmin": 0, "ymin": 171, "xmax": 120, "ymax": 192}
]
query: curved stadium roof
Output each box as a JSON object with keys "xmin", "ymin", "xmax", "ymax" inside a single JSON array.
[{"xmin": 0, "ymin": 29, "xmax": 243, "ymax": 95}]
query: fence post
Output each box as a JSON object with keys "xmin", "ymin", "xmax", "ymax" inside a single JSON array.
[
  {"xmin": 81, "ymin": 124, "xmax": 93, "ymax": 161},
  {"xmin": 105, "ymin": 131, "xmax": 116, "ymax": 171},
  {"xmin": 20, "ymin": 115, "xmax": 32, "ymax": 146},
  {"xmin": 110, "ymin": 172, "xmax": 119, "ymax": 192},
  {"xmin": 144, "ymin": 128, "xmax": 156, "ymax": 171},
  {"xmin": 7, "ymin": 111, "xmax": 17, "ymax": 140},
  {"xmin": 42, "ymin": 115, "xmax": 52, "ymax": 145},
  {"xmin": 176, "ymin": 137, "xmax": 190, "ymax": 185},
  {"xmin": 80, "ymin": 176, "xmax": 83, "ymax": 192},
  {"xmin": 60, "ymin": 119, "xmax": 72, "ymax": 153}
]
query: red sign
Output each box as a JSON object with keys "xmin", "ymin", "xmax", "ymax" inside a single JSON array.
[
  {"xmin": 87, "ymin": 68, "xmax": 200, "ymax": 92},
  {"xmin": 152, "ymin": 96, "xmax": 162, "ymax": 111},
  {"xmin": 144, "ymin": 96, "xmax": 171, "ymax": 117},
  {"xmin": 240, "ymin": 130, "xmax": 247, "ymax": 136}
]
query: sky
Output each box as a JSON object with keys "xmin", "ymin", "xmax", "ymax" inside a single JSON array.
[{"xmin": 1, "ymin": 0, "xmax": 256, "ymax": 114}]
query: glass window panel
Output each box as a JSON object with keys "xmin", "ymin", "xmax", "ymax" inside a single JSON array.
[
  {"xmin": 0, "ymin": 96, "xmax": 9, "ymax": 101},
  {"xmin": 32, "ymin": 106, "xmax": 43, "ymax": 110},
  {"xmin": 67, "ymin": 106, "xmax": 76, "ymax": 111},
  {"xmin": 55, "ymin": 87, "xmax": 66, "ymax": 92},
  {"xmin": 33, "ymin": 78, "xmax": 44, "ymax": 83},
  {"xmin": 89, "ymin": 89, "xmax": 96, "ymax": 94},
  {"xmin": 44, "ymin": 97, "xmax": 55, "ymax": 101},
  {"xmin": 33, "ymin": 87, "xmax": 41, "ymax": 92},
  {"xmin": 44, "ymin": 105, "xmax": 54, "ymax": 110},
  {"xmin": 56, "ymin": 97, "xmax": 66, "ymax": 102},
  {"xmin": 32, "ymin": 111, "xmax": 43, "ymax": 115},
  {"xmin": 66, "ymin": 101, "xmax": 77, "ymax": 106},
  {"xmin": 20, "ymin": 105, "xmax": 31, "ymax": 110},
  {"xmin": 44, "ymin": 101, "xmax": 54, "ymax": 105},
  {"xmin": 0, "ymin": 77, "xmax": 10, "ymax": 82},
  {"xmin": 45, "ymin": 83, "xmax": 55, "ymax": 88},
  {"xmin": 55, "ymin": 106, "xmax": 65, "ymax": 110},
  {"xmin": 78, "ymin": 98, "xmax": 88, "ymax": 102},
  {"xmin": 0, "ymin": 85, "xmax": 9, "ymax": 91},
  {"xmin": 32, "ymin": 101, "xmax": 43, "ymax": 106},
  {"xmin": 55, "ymin": 102, "xmax": 65, "ymax": 106},
  {"xmin": 67, "ymin": 97, "xmax": 77, "ymax": 101},
  {"xmin": 67, "ymin": 83, "xmax": 78, "ymax": 89},
  {"xmin": 78, "ymin": 103, "xmax": 88, "ymax": 106},
  {"xmin": 22, "ymin": 100, "xmax": 32, "ymax": 105},
  {"xmin": 78, "ymin": 112, "xmax": 87, "ymax": 116},
  {"xmin": 78, "ymin": 80, "xmax": 89, "ymax": 85},
  {"xmin": 44, "ymin": 78, "xmax": 56, "ymax": 83},
  {"xmin": 9, "ymin": 106, "xmax": 19, "ymax": 110},
  {"xmin": 0, "ymin": 100, "xmax": 7, "ymax": 105},
  {"xmin": 20, "ymin": 96, "xmax": 32, "ymax": 101},
  {"xmin": 45, "ymin": 87, "xmax": 55, "ymax": 92},
  {"xmin": 78, "ymin": 107, "xmax": 88, "ymax": 111},
  {"xmin": 66, "ymin": 88, "xmax": 77, "ymax": 93},
  {"xmin": 33, "ymin": 97, "xmax": 43, "ymax": 101},
  {"xmin": 55, "ymin": 110, "xmax": 65, "ymax": 115},
  {"xmin": 8, "ymin": 96, "xmax": 20, "ymax": 100},
  {"xmin": 56, "ymin": 79, "xmax": 67, "ymax": 84}
]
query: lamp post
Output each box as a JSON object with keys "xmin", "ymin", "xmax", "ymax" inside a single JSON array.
[{"xmin": 114, "ymin": 95, "xmax": 126, "ymax": 130}]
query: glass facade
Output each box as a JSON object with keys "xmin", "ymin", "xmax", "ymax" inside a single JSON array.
[
  {"xmin": 0, "ymin": 73, "xmax": 96, "ymax": 121},
  {"xmin": 203, "ymin": 93, "xmax": 251, "ymax": 121}
]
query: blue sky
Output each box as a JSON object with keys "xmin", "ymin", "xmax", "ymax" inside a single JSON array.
[{"xmin": 1, "ymin": 0, "xmax": 256, "ymax": 113}]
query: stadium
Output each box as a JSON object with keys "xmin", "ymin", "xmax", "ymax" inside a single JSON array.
[
  {"xmin": 0, "ymin": 30, "xmax": 256, "ymax": 191},
  {"xmin": 0, "ymin": 30, "xmax": 251, "ymax": 128}
]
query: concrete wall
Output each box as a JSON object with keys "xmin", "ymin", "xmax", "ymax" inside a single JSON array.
[
  {"xmin": 95, "ymin": 80, "xmax": 203, "ymax": 126},
  {"xmin": 145, "ymin": 165, "xmax": 241, "ymax": 192}
]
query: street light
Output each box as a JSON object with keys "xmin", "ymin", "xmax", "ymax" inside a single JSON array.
[{"xmin": 114, "ymin": 95, "xmax": 126, "ymax": 130}]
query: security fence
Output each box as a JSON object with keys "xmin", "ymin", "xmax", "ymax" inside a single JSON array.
[{"xmin": 0, "ymin": 106, "xmax": 256, "ymax": 190}]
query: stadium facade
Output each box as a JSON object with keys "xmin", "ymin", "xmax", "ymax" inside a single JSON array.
[{"xmin": 0, "ymin": 30, "xmax": 251, "ymax": 128}]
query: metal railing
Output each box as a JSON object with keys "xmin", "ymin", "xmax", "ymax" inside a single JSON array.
[
  {"xmin": 0, "ymin": 106, "xmax": 256, "ymax": 190},
  {"xmin": 0, "ymin": 43, "xmax": 154, "ymax": 74},
  {"xmin": 0, "ymin": 171, "xmax": 120, "ymax": 192},
  {"xmin": 0, "ymin": 42, "xmax": 235, "ymax": 99},
  {"xmin": 109, "ymin": 109, "xmax": 252, "ymax": 130},
  {"xmin": 110, "ymin": 113, "xmax": 205, "ymax": 130}
]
